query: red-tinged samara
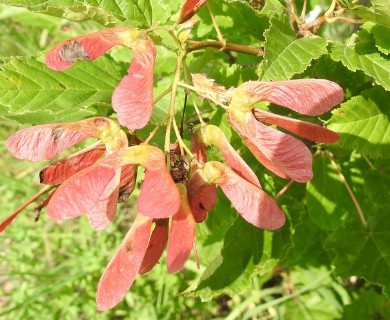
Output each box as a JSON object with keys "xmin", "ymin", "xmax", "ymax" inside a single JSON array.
[
  {"xmin": 227, "ymin": 79, "xmax": 343, "ymax": 182},
  {"xmin": 47, "ymin": 145, "xmax": 181, "ymax": 229},
  {"xmin": 96, "ymin": 184, "xmax": 197, "ymax": 310},
  {"xmin": 197, "ymin": 161, "xmax": 286, "ymax": 230},
  {"xmin": 6, "ymin": 117, "xmax": 127, "ymax": 161},
  {"xmin": 192, "ymin": 74, "xmax": 344, "ymax": 183},
  {"xmin": 45, "ymin": 28, "xmax": 156, "ymax": 131},
  {"xmin": 178, "ymin": 0, "xmax": 208, "ymax": 24},
  {"xmin": 3, "ymin": 117, "xmax": 129, "ymax": 231}
]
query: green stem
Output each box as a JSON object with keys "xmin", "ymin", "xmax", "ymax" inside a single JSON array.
[
  {"xmin": 207, "ymin": 1, "xmax": 226, "ymax": 47},
  {"xmin": 169, "ymin": 29, "xmax": 185, "ymax": 51},
  {"xmin": 153, "ymin": 85, "xmax": 172, "ymax": 104},
  {"xmin": 165, "ymin": 51, "xmax": 186, "ymax": 159},
  {"xmin": 324, "ymin": 0, "xmax": 337, "ymax": 17},
  {"xmin": 172, "ymin": 116, "xmax": 196, "ymax": 160},
  {"xmin": 326, "ymin": 152, "xmax": 367, "ymax": 227},
  {"xmin": 145, "ymin": 25, "xmax": 171, "ymax": 33},
  {"xmin": 192, "ymin": 101, "xmax": 206, "ymax": 125},
  {"xmin": 275, "ymin": 179, "xmax": 294, "ymax": 199},
  {"xmin": 177, "ymin": 81, "xmax": 205, "ymax": 95},
  {"xmin": 300, "ymin": 0, "xmax": 307, "ymax": 21},
  {"xmin": 182, "ymin": 61, "xmax": 206, "ymax": 126},
  {"xmin": 225, "ymin": 288, "xmax": 284, "ymax": 320},
  {"xmin": 363, "ymin": 155, "xmax": 376, "ymax": 170},
  {"xmin": 177, "ymin": 81, "xmax": 228, "ymax": 111},
  {"xmin": 182, "ymin": 59, "xmax": 192, "ymax": 91},
  {"xmin": 144, "ymin": 117, "xmax": 168, "ymax": 144},
  {"xmin": 242, "ymin": 270, "xmax": 333, "ymax": 318}
]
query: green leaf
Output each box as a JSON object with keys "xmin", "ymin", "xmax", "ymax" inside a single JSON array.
[
  {"xmin": 259, "ymin": 0, "xmax": 284, "ymax": 14},
  {"xmin": 0, "ymin": 0, "xmax": 181, "ymax": 27},
  {"xmin": 258, "ymin": 13, "xmax": 327, "ymax": 81},
  {"xmin": 338, "ymin": 0, "xmax": 354, "ymax": 8},
  {"xmin": 197, "ymin": 0, "xmax": 270, "ymax": 47},
  {"xmin": 364, "ymin": 162, "xmax": 390, "ymax": 210},
  {"xmin": 304, "ymin": 55, "xmax": 371, "ymax": 99},
  {"xmin": 326, "ymin": 213, "xmax": 390, "ymax": 297},
  {"xmin": 350, "ymin": 0, "xmax": 390, "ymax": 28},
  {"xmin": 361, "ymin": 22, "xmax": 390, "ymax": 56},
  {"xmin": 0, "ymin": 56, "xmax": 127, "ymax": 124},
  {"xmin": 369, "ymin": 24, "xmax": 390, "ymax": 55},
  {"xmin": 306, "ymin": 155, "xmax": 354, "ymax": 230},
  {"xmin": 329, "ymin": 30, "xmax": 390, "ymax": 91},
  {"xmin": 184, "ymin": 216, "xmax": 277, "ymax": 301},
  {"xmin": 283, "ymin": 266, "xmax": 344, "ymax": 320},
  {"xmin": 223, "ymin": 0, "xmax": 284, "ymax": 14},
  {"xmin": 271, "ymin": 204, "xmax": 299, "ymax": 262},
  {"xmin": 284, "ymin": 215, "xmax": 332, "ymax": 267},
  {"xmin": 196, "ymin": 190, "xmax": 238, "ymax": 265},
  {"xmin": 342, "ymin": 289, "xmax": 390, "ymax": 319},
  {"xmin": 328, "ymin": 86, "xmax": 390, "ymax": 158},
  {"xmin": 0, "ymin": 5, "xmax": 66, "ymax": 60}
]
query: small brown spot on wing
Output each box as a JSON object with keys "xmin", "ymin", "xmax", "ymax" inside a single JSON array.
[
  {"xmin": 125, "ymin": 240, "xmax": 134, "ymax": 253},
  {"xmin": 60, "ymin": 41, "xmax": 90, "ymax": 63},
  {"xmin": 93, "ymin": 117, "xmax": 109, "ymax": 127},
  {"xmin": 198, "ymin": 202, "xmax": 206, "ymax": 210},
  {"xmin": 52, "ymin": 128, "xmax": 63, "ymax": 140},
  {"xmin": 118, "ymin": 188, "xmax": 131, "ymax": 203},
  {"xmin": 137, "ymin": 32, "xmax": 148, "ymax": 40}
]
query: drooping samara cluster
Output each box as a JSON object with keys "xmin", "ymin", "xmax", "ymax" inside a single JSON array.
[{"xmin": 1, "ymin": 0, "xmax": 343, "ymax": 310}]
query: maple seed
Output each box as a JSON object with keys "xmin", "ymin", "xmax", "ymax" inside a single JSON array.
[
  {"xmin": 60, "ymin": 41, "xmax": 90, "ymax": 63},
  {"xmin": 178, "ymin": 0, "xmax": 208, "ymax": 24}
]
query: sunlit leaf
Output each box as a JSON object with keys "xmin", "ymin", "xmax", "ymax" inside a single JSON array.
[
  {"xmin": 0, "ymin": 56, "xmax": 127, "ymax": 124},
  {"xmin": 0, "ymin": 0, "xmax": 181, "ymax": 27},
  {"xmin": 258, "ymin": 13, "xmax": 327, "ymax": 81},
  {"xmin": 350, "ymin": 0, "xmax": 390, "ymax": 28},
  {"xmin": 306, "ymin": 155, "xmax": 354, "ymax": 230},
  {"xmin": 184, "ymin": 216, "xmax": 277, "ymax": 301},
  {"xmin": 329, "ymin": 30, "xmax": 390, "ymax": 91},
  {"xmin": 326, "ymin": 213, "xmax": 390, "ymax": 297},
  {"xmin": 328, "ymin": 86, "xmax": 390, "ymax": 158},
  {"xmin": 342, "ymin": 289, "xmax": 390, "ymax": 319}
]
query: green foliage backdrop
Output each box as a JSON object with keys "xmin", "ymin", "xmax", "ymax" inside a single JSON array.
[{"xmin": 1, "ymin": 0, "xmax": 389, "ymax": 319}]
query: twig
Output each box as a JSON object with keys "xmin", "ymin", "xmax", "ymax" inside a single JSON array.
[
  {"xmin": 0, "ymin": 185, "xmax": 53, "ymax": 233},
  {"xmin": 144, "ymin": 117, "xmax": 168, "ymax": 144},
  {"xmin": 207, "ymin": 1, "xmax": 226, "ymax": 48},
  {"xmin": 276, "ymin": 180, "xmax": 294, "ymax": 199},
  {"xmin": 186, "ymin": 40, "xmax": 263, "ymax": 56},
  {"xmin": 153, "ymin": 85, "xmax": 172, "ymax": 104},
  {"xmin": 326, "ymin": 152, "xmax": 367, "ymax": 227},
  {"xmin": 192, "ymin": 101, "xmax": 206, "ymax": 125}
]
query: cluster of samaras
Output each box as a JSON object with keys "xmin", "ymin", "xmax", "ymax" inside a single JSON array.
[{"xmin": 1, "ymin": 0, "xmax": 343, "ymax": 311}]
